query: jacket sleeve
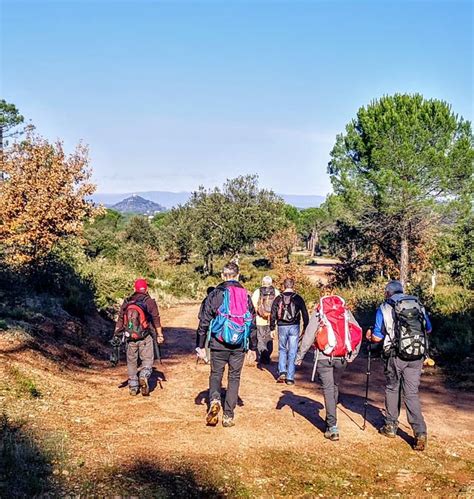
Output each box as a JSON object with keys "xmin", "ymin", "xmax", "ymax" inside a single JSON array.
[
  {"xmin": 196, "ymin": 288, "xmax": 221, "ymax": 348},
  {"xmin": 247, "ymin": 294, "xmax": 258, "ymax": 351},
  {"xmin": 296, "ymin": 311, "xmax": 320, "ymax": 363},
  {"xmin": 270, "ymin": 296, "xmax": 280, "ymax": 331},
  {"xmin": 300, "ymin": 297, "xmax": 309, "ymax": 330},
  {"xmin": 147, "ymin": 298, "xmax": 161, "ymax": 330},
  {"xmin": 251, "ymin": 289, "xmax": 259, "ymax": 310}
]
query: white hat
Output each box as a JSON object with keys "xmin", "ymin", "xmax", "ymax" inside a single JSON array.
[{"xmin": 262, "ymin": 276, "xmax": 273, "ymax": 286}]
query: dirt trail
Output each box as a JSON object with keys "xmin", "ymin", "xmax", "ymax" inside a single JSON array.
[{"xmin": 2, "ymin": 302, "xmax": 473, "ymax": 496}]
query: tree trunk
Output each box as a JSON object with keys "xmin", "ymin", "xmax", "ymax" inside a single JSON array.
[
  {"xmin": 310, "ymin": 228, "xmax": 317, "ymax": 257},
  {"xmin": 400, "ymin": 236, "xmax": 409, "ymax": 288},
  {"xmin": 431, "ymin": 269, "xmax": 437, "ymax": 292}
]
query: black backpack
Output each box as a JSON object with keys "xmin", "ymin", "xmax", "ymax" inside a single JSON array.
[
  {"xmin": 277, "ymin": 293, "xmax": 297, "ymax": 322},
  {"xmin": 388, "ymin": 295, "xmax": 427, "ymax": 361}
]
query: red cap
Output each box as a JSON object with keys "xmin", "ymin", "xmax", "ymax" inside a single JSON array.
[{"xmin": 134, "ymin": 278, "xmax": 148, "ymax": 293}]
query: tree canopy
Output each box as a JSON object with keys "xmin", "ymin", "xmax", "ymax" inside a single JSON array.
[{"xmin": 328, "ymin": 93, "xmax": 474, "ymax": 285}]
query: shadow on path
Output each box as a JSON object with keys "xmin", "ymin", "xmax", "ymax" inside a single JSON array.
[{"xmin": 276, "ymin": 390, "xmax": 326, "ymax": 433}]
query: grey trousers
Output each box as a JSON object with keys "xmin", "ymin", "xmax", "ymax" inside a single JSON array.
[
  {"xmin": 257, "ymin": 325, "xmax": 273, "ymax": 362},
  {"xmin": 209, "ymin": 349, "xmax": 245, "ymax": 418},
  {"xmin": 384, "ymin": 356, "xmax": 427, "ymax": 435},
  {"xmin": 126, "ymin": 335, "xmax": 154, "ymax": 387},
  {"xmin": 317, "ymin": 358, "xmax": 347, "ymax": 428}
]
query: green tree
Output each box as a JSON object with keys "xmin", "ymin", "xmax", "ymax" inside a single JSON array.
[
  {"xmin": 0, "ymin": 99, "xmax": 25, "ymax": 150},
  {"xmin": 329, "ymin": 94, "xmax": 474, "ymax": 286},
  {"xmin": 123, "ymin": 216, "xmax": 159, "ymax": 249},
  {"xmin": 158, "ymin": 206, "xmax": 194, "ymax": 264},
  {"xmin": 188, "ymin": 175, "xmax": 286, "ymax": 272}
]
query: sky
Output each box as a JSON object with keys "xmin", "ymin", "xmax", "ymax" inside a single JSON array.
[{"xmin": 1, "ymin": 0, "xmax": 472, "ymax": 196}]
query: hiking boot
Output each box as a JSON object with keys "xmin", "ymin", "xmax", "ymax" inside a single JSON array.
[
  {"xmin": 206, "ymin": 400, "xmax": 221, "ymax": 426},
  {"xmin": 277, "ymin": 373, "xmax": 287, "ymax": 383},
  {"xmin": 324, "ymin": 426, "xmax": 340, "ymax": 441},
  {"xmin": 413, "ymin": 433, "xmax": 427, "ymax": 451},
  {"xmin": 139, "ymin": 377, "xmax": 150, "ymax": 396},
  {"xmin": 379, "ymin": 423, "xmax": 398, "ymax": 438},
  {"xmin": 129, "ymin": 386, "xmax": 139, "ymax": 396},
  {"xmin": 285, "ymin": 379, "xmax": 295, "ymax": 386},
  {"xmin": 222, "ymin": 415, "xmax": 235, "ymax": 428}
]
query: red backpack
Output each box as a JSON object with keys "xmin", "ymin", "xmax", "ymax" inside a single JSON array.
[
  {"xmin": 124, "ymin": 298, "xmax": 150, "ymax": 340},
  {"xmin": 314, "ymin": 295, "xmax": 362, "ymax": 358}
]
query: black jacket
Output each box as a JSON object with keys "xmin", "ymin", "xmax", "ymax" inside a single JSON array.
[
  {"xmin": 270, "ymin": 292, "xmax": 309, "ymax": 331},
  {"xmin": 196, "ymin": 280, "xmax": 257, "ymax": 351}
]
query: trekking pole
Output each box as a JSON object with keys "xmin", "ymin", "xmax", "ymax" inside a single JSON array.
[
  {"xmin": 311, "ymin": 350, "xmax": 319, "ymax": 382},
  {"xmin": 362, "ymin": 343, "xmax": 372, "ymax": 431}
]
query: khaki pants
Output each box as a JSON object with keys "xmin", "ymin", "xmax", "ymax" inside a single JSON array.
[{"xmin": 126, "ymin": 335, "xmax": 154, "ymax": 388}]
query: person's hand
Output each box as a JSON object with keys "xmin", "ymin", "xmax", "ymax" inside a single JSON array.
[
  {"xmin": 366, "ymin": 329, "xmax": 373, "ymax": 341},
  {"xmin": 156, "ymin": 335, "xmax": 165, "ymax": 344},
  {"xmin": 195, "ymin": 347, "xmax": 208, "ymax": 362},
  {"xmin": 246, "ymin": 350, "xmax": 257, "ymax": 364},
  {"xmin": 295, "ymin": 358, "xmax": 302, "ymax": 367},
  {"xmin": 270, "ymin": 330, "xmax": 275, "ymax": 339}
]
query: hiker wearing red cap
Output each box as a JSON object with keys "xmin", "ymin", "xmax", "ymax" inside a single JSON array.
[{"xmin": 114, "ymin": 278, "xmax": 164, "ymax": 396}]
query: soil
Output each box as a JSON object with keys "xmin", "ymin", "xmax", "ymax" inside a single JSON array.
[{"xmin": 1, "ymin": 300, "xmax": 473, "ymax": 497}]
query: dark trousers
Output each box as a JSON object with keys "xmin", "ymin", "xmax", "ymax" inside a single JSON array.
[
  {"xmin": 384, "ymin": 356, "xmax": 427, "ymax": 435},
  {"xmin": 317, "ymin": 358, "xmax": 347, "ymax": 428},
  {"xmin": 209, "ymin": 349, "xmax": 245, "ymax": 418}
]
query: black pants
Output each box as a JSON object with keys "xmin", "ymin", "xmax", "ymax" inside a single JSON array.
[{"xmin": 209, "ymin": 349, "xmax": 245, "ymax": 418}]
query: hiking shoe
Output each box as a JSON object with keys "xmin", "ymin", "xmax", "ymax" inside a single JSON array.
[
  {"xmin": 285, "ymin": 379, "xmax": 295, "ymax": 386},
  {"xmin": 139, "ymin": 377, "xmax": 150, "ymax": 396},
  {"xmin": 379, "ymin": 424, "xmax": 398, "ymax": 438},
  {"xmin": 413, "ymin": 434, "xmax": 427, "ymax": 451},
  {"xmin": 129, "ymin": 386, "xmax": 139, "ymax": 396},
  {"xmin": 324, "ymin": 426, "xmax": 340, "ymax": 441},
  {"xmin": 277, "ymin": 373, "xmax": 287, "ymax": 383},
  {"xmin": 206, "ymin": 400, "xmax": 221, "ymax": 426},
  {"xmin": 222, "ymin": 415, "xmax": 235, "ymax": 428}
]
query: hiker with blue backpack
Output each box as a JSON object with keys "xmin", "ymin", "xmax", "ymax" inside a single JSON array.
[
  {"xmin": 270, "ymin": 278, "xmax": 309, "ymax": 385},
  {"xmin": 366, "ymin": 280, "xmax": 432, "ymax": 451},
  {"xmin": 196, "ymin": 262, "xmax": 257, "ymax": 427}
]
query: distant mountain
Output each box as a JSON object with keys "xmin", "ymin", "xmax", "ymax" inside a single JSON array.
[
  {"xmin": 110, "ymin": 195, "xmax": 166, "ymax": 215},
  {"xmin": 94, "ymin": 191, "xmax": 324, "ymax": 209}
]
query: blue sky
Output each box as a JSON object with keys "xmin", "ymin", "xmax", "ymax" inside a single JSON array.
[{"xmin": 1, "ymin": 0, "xmax": 472, "ymax": 195}]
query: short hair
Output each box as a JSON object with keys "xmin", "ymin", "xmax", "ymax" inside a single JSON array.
[
  {"xmin": 262, "ymin": 276, "xmax": 273, "ymax": 286},
  {"xmin": 283, "ymin": 278, "xmax": 295, "ymax": 289},
  {"xmin": 222, "ymin": 262, "xmax": 239, "ymax": 278},
  {"xmin": 385, "ymin": 280, "xmax": 404, "ymax": 297},
  {"xmin": 206, "ymin": 286, "xmax": 215, "ymax": 295}
]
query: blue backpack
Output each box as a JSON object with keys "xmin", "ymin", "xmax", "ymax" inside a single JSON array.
[{"xmin": 209, "ymin": 286, "xmax": 253, "ymax": 347}]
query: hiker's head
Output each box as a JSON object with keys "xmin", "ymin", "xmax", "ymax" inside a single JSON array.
[
  {"xmin": 262, "ymin": 276, "xmax": 273, "ymax": 287},
  {"xmin": 134, "ymin": 278, "xmax": 148, "ymax": 293},
  {"xmin": 385, "ymin": 280, "xmax": 404, "ymax": 298},
  {"xmin": 222, "ymin": 262, "xmax": 240, "ymax": 281},
  {"xmin": 206, "ymin": 286, "xmax": 215, "ymax": 295},
  {"xmin": 283, "ymin": 278, "xmax": 295, "ymax": 290}
]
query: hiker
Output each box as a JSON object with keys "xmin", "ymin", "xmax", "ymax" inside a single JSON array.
[
  {"xmin": 251, "ymin": 276, "xmax": 279, "ymax": 365},
  {"xmin": 270, "ymin": 278, "xmax": 309, "ymax": 385},
  {"xmin": 196, "ymin": 262, "xmax": 257, "ymax": 427},
  {"xmin": 367, "ymin": 280, "xmax": 432, "ymax": 451},
  {"xmin": 296, "ymin": 294, "xmax": 362, "ymax": 441},
  {"xmin": 114, "ymin": 278, "xmax": 164, "ymax": 396}
]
